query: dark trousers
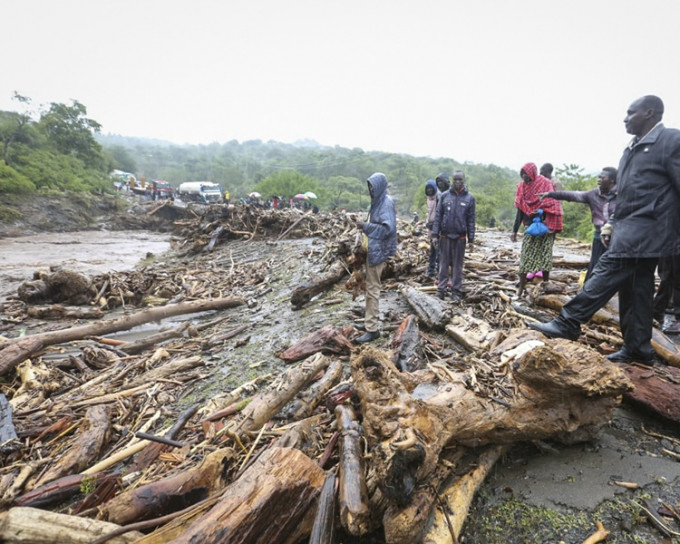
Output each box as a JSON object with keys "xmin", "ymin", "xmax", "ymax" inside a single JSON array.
[
  {"xmin": 555, "ymin": 252, "xmax": 658, "ymax": 357},
  {"xmin": 653, "ymin": 253, "xmax": 680, "ymax": 320},
  {"xmin": 586, "ymin": 236, "xmax": 606, "ymax": 281},
  {"xmin": 428, "ymin": 240, "xmax": 438, "ymax": 275},
  {"xmin": 437, "ymin": 237, "xmax": 466, "ymax": 296}
]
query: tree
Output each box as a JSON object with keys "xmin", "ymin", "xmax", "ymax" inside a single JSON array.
[
  {"xmin": 254, "ymin": 170, "xmax": 321, "ymax": 201},
  {"xmin": 38, "ymin": 100, "xmax": 105, "ymax": 169},
  {"xmin": 555, "ymin": 164, "xmax": 596, "ymax": 241},
  {"xmin": 0, "ymin": 92, "xmax": 35, "ymax": 166}
]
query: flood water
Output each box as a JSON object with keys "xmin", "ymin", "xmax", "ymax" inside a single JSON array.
[{"xmin": 0, "ymin": 230, "xmax": 171, "ymax": 302}]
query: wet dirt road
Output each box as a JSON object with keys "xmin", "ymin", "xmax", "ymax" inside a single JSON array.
[{"xmin": 0, "ymin": 230, "xmax": 171, "ymax": 302}]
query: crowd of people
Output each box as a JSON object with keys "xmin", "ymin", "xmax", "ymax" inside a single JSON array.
[{"xmin": 352, "ymin": 95, "xmax": 680, "ymax": 358}]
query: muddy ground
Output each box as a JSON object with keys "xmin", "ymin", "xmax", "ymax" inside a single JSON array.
[{"xmin": 1, "ymin": 194, "xmax": 679, "ymax": 543}]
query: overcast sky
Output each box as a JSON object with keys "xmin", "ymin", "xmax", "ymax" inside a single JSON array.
[{"xmin": 3, "ymin": 0, "xmax": 680, "ymax": 174}]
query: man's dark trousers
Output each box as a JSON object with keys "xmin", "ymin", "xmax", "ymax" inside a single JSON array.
[
  {"xmin": 554, "ymin": 252, "xmax": 658, "ymax": 357},
  {"xmin": 437, "ymin": 237, "xmax": 466, "ymax": 296}
]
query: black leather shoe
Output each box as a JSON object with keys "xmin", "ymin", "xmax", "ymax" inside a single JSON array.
[
  {"xmin": 528, "ymin": 320, "xmax": 579, "ymax": 341},
  {"xmin": 354, "ymin": 324, "xmax": 366, "ymax": 331},
  {"xmin": 606, "ymin": 347, "xmax": 655, "ymax": 365},
  {"xmin": 355, "ymin": 330, "xmax": 380, "ymax": 343}
]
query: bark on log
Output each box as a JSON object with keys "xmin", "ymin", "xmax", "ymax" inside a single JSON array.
[
  {"xmin": 351, "ymin": 340, "xmax": 632, "ymax": 507},
  {"xmin": 402, "ymin": 285, "xmax": 450, "ymax": 330},
  {"xmin": 618, "ymin": 363, "xmax": 680, "ymax": 424},
  {"xmin": 33, "ymin": 404, "xmax": 111, "ymax": 489},
  {"xmin": 445, "ymin": 314, "xmax": 501, "ymax": 353},
  {"xmin": 0, "ymin": 506, "xmax": 143, "ymax": 543},
  {"xmin": 0, "ymin": 337, "xmax": 44, "ymax": 377},
  {"xmin": 382, "ymin": 448, "xmax": 465, "ymax": 544},
  {"xmin": 290, "ymin": 260, "xmax": 348, "ymax": 309},
  {"xmin": 26, "ymin": 305, "xmax": 104, "ymax": 319},
  {"xmin": 281, "ymin": 358, "xmax": 343, "ymax": 420},
  {"xmin": 167, "ymin": 446, "xmax": 325, "ymax": 544},
  {"xmin": 276, "ymin": 325, "xmax": 354, "ymax": 363},
  {"xmin": 0, "ymin": 393, "xmax": 19, "ymax": 453},
  {"xmin": 335, "ymin": 404, "xmax": 373, "ymax": 536},
  {"xmin": 230, "ymin": 352, "xmax": 331, "ymax": 436},
  {"xmin": 309, "ymin": 472, "xmax": 337, "ymax": 544},
  {"xmin": 101, "ymin": 448, "xmax": 236, "ymax": 525},
  {"xmin": 423, "ymin": 445, "xmax": 505, "ymax": 544},
  {"xmin": 128, "ymin": 355, "xmax": 203, "ymax": 388},
  {"xmin": 390, "ymin": 314, "xmax": 423, "ymax": 371},
  {"xmin": 0, "ymin": 296, "xmax": 245, "ymax": 376}
]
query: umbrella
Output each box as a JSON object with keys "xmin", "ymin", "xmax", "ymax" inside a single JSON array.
[
  {"xmin": 294, "ymin": 193, "xmax": 308, "ymax": 199},
  {"xmin": 303, "ymin": 191, "xmax": 317, "ymax": 199},
  {"xmin": 248, "ymin": 191, "xmax": 261, "ymax": 198}
]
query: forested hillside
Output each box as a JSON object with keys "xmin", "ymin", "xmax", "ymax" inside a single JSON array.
[{"xmin": 0, "ymin": 93, "xmax": 596, "ymax": 237}]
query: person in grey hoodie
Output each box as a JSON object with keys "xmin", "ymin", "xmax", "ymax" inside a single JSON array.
[
  {"xmin": 355, "ymin": 172, "xmax": 397, "ymax": 343},
  {"xmin": 424, "ymin": 179, "xmax": 439, "ymax": 277}
]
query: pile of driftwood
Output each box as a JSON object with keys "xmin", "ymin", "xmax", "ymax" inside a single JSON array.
[{"xmin": 1, "ymin": 206, "xmax": 680, "ymax": 543}]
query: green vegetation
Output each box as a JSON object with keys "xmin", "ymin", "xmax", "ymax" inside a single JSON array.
[{"xmin": 1, "ymin": 92, "xmax": 597, "ymax": 240}]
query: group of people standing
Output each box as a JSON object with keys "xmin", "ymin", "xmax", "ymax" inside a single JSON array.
[{"xmin": 353, "ymin": 95, "xmax": 680, "ymax": 359}]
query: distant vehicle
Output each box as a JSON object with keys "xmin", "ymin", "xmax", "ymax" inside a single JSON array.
[
  {"xmin": 148, "ymin": 180, "xmax": 174, "ymax": 200},
  {"xmin": 177, "ymin": 181, "xmax": 222, "ymax": 204}
]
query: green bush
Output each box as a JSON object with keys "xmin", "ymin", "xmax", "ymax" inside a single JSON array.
[{"xmin": 0, "ymin": 163, "xmax": 36, "ymax": 193}]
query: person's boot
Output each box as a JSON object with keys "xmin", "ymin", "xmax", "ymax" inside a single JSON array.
[
  {"xmin": 528, "ymin": 319, "xmax": 580, "ymax": 341},
  {"xmin": 355, "ymin": 330, "xmax": 380, "ymax": 343}
]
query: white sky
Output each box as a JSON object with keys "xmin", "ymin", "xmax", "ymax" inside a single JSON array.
[{"xmin": 3, "ymin": 0, "xmax": 680, "ymax": 174}]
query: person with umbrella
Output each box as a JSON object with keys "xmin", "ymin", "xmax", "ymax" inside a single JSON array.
[{"xmin": 354, "ymin": 173, "xmax": 397, "ymax": 343}]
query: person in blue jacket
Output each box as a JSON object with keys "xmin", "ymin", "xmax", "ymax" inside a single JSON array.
[{"xmin": 355, "ymin": 172, "xmax": 397, "ymax": 343}]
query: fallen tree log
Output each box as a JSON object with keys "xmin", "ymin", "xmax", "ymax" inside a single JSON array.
[
  {"xmin": 390, "ymin": 314, "xmax": 423, "ymax": 372},
  {"xmin": 0, "ymin": 394, "xmax": 19, "ymax": 454},
  {"xmin": 336, "ymin": 404, "xmax": 373, "ymax": 536},
  {"xmin": 101, "ymin": 448, "xmax": 236, "ymax": 525},
  {"xmin": 402, "ymin": 285, "xmax": 450, "ymax": 330},
  {"xmin": 0, "ymin": 297, "xmax": 246, "ymax": 376},
  {"xmin": 536, "ymin": 293, "xmax": 680, "ymax": 367},
  {"xmin": 281, "ymin": 358, "xmax": 343, "ymax": 420},
  {"xmin": 167, "ymin": 446, "xmax": 325, "ymax": 544},
  {"xmin": 0, "ymin": 337, "xmax": 44, "ymax": 378},
  {"xmin": 618, "ymin": 363, "xmax": 680, "ymax": 425},
  {"xmin": 276, "ymin": 325, "xmax": 354, "ymax": 363},
  {"xmin": 309, "ymin": 472, "xmax": 337, "ymax": 544},
  {"xmin": 0, "ymin": 506, "xmax": 143, "ymax": 543},
  {"xmin": 351, "ymin": 338, "xmax": 632, "ymax": 507},
  {"xmin": 423, "ymin": 445, "xmax": 506, "ymax": 543},
  {"xmin": 290, "ymin": 260, "xmax": 348, "ymax": 309},
  {"xmin": 118, "ymin": 322, "xmax": 192, "ymax": 355},
  {"xmin": 32, "ymin": 404, "xmax": 111, "ymax": 489}
]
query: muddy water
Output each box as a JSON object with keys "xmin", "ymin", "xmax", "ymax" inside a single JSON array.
[{"xmin": 0, "ymin": 230, "xmax": 171, "ymax": 301}]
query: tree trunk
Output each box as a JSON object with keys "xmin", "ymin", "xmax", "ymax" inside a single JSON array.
[
  {"xmin": 167, "ymin": 447, "xmax": 325, "ymax": 544},
  {"xmin": 402, "ymin": 286, "xmax": 450, "ymax": 330},
  {"xmin": 351, "ymin": 338, "xmax": 632, "ymax": 507},
  {"xmin": 276, "ymin": 325, "xmax": 354, "ymax": 363},
  {"xmin": 33, "ymin": 405, "xmax": 111, "ymax": 489},
  {"xmin": 290, "ymin": 261, "xmax": 348, "ymax": 309},
  {"xmin": 618, "ymin": 363, "xmax": 680, "ymax": 424},
  {"xmin": 0, "ymin": 506, "xmax": 143, "ymax": 543},
  {"xmin": 101, "ymin": 448, "xmax": 236, "ymax": 525}
]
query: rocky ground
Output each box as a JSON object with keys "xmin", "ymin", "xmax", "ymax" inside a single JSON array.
[{"xmin": 0, "ymin": 194, "xmax": 679, "ymax": 543}]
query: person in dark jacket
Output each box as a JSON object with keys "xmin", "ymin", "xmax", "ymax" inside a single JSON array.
[
  {"xmin": 355, "ymin": 172, "xmax": 397, "ymax": 343},
  {"xmin": 435, "ymin": 172, "xmax": 450, "ymax": 194},
  {"xmin": 530, "ymin": 95, "xmax": 680, "ymax": 365},
  {"xmin": 539, "ymin": 166, "xmax": 618, "ymax": 281},
  {"xmin": 432, "ymin": 171, "xmax": 476, "ymax": 301}
]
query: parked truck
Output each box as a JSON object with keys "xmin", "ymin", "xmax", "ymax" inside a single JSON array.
[
  {"xmin": 148, "ymin": 180, "xmax": 174, "ymax": 200},
  {"xmin": 177, "ymin": 181, "xmax": 222, "ymax": 204}
]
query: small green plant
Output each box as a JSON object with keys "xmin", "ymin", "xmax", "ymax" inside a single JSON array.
[{"xmin": 80, "ymin": 475, "xmax": 98, "ymax": 495}]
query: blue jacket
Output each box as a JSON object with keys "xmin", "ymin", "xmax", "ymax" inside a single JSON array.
[
  {"xmin": 432, "ymin": 187, "xmax": 476, "ymax": 242},
  {"xmin": 364, "ymin": 173, "xmax": 397, "ymax": 267}
]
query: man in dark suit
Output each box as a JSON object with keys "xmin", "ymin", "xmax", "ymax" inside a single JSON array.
[{"xmin": 529, "ymin": 95, "xmax": 680, "ymax": 365}]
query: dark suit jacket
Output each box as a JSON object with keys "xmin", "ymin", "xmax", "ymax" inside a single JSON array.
[{"xmin": 609, "ymin": 123, "xmax": 680, "ymax": 258}]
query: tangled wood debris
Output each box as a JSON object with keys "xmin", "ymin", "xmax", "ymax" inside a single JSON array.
[{"xmin": 1, "ymin": 204, "xmax": 680, "ymax": 543}]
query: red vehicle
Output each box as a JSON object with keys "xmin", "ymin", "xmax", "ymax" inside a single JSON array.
[{"xmin": 148, "ymin": 180, "xmax": 174, "ymax": 200}]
